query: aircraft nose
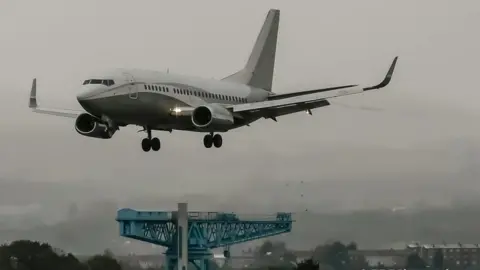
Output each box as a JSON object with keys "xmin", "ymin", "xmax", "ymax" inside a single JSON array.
[
  {"xmin": 76, "ymin": 87, "xmax": 97, "ymax": 101},
  {"xmin": 76, "ymin": 91, "xmax": 90, "ymax": 101},
  {"xmin": 76, "ymin": 90, "xmax": 98, "ymax": 114}
]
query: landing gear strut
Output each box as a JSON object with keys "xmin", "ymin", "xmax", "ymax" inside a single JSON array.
[
  {"xmin": 203, "ymin": 133, "xmax": 222, "ymax": 148},
  {"xmin": 141, "ymin": 127, "xmax": 161, "ymax": 152}
]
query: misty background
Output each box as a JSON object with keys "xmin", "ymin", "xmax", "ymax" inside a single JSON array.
[{"xmin": 1, "ymin": 0, "xmax": 480, "ymax": 255}]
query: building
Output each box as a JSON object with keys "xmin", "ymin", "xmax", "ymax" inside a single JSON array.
[
  {"xmin": 349, "ymin": 249, "xmax": 412, "ymax": 270},
  {"xmin": 407, "ymin": 243, "xmax": 480, "ymax": 268}
]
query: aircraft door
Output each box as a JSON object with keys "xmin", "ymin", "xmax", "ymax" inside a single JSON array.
[{"xmin": 123, "ymin": 73, "xmax": 138, "ymax": 99}]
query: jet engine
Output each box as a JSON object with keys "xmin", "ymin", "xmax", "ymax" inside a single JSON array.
[
  {"xmin": 191, "ymin": 104, "xmax": 234, "ymax": 130},
  {"xmin": 74, "ymin": 113, "xmax": 116, "ymax": 139}
]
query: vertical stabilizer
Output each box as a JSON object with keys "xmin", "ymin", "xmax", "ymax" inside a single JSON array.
[{"xmin": 222, "ymin": 9, "xmax": 279, "ymax": 91}]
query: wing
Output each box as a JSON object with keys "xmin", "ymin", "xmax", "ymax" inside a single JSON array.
[
  {"xmin": 28, "ymin": 78, "xmax": 85, "ymax": 118},
  {"xmin": 230, "ymin": 56, "xmax": 398, "ymax": 119}
]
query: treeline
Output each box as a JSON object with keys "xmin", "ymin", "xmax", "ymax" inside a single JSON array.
[
  {"xmin": 243, "ymin": 240, "xmax": 435, "ymax": 270},
  {"xmin": 0, "ymin": 240, "xmax": 153, "ymax": 270},
  {"xmin": 0, "ymin": 239, "xmax": 437, "ymax": 270},
  {"xmin": 244, "ymin": 240, "xmax": 361, "ymax": 270}
]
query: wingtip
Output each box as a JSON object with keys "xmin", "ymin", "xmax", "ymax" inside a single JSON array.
[
  {"xmin": 29, "ymin": 78, "xmax": 37, "ymax": 108},
  {"xmin": 363, "ymin": 56, "xmax": 398, "ymax": 91}
]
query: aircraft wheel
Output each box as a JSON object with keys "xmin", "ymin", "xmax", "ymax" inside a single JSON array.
[
  {"xmin": 151, "ymin": 137, "xmax": 161, "ymax": 151},
  {"xmin": 141, "ymin": 138, "xmax": 151, "ymax": 152},
  {"xmin": 213, "ymin": 134, "xmax": 223, "ymax": 148},
  {"xmin": 203, "ymin": 134, "xmax": 213, "ymax": 148}
]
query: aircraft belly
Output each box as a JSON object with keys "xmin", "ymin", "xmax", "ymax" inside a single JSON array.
[
  {"xmin": 84, "ymin": 92, "xmax": 251, "ymax": 131},
  {"xmin": 88, "ymin": 93, "xmax": 178, "ymax": 126}
]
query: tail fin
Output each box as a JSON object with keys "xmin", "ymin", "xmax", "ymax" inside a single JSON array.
[{"xmin": 222, "ymin": 9, "xmax": 279, "ymax": 91}]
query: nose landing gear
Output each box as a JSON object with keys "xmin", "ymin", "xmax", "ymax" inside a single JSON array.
[
  {"xmin": 203, "ymin": 133, "xmax": 222, "ymax": 148},
  {"xmin": 141, "ymin": 127, "xmax": 161, "ymax": 152}
]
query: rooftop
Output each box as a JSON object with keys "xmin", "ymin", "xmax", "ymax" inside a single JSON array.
[{"xmin": 407, "ymin": 243, "xmax": 480, "ymax": 249}]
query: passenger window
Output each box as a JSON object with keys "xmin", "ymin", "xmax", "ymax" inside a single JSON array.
[{"xmin": 144, "ymin": 85, "xmax": 147, "ymax": 89}]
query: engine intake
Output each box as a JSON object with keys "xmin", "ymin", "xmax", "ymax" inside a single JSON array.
[
  {"xmin": 75, "ymin": 113, "xmax": 115, "ymax": 139},
  {"xmin": 191, "ymin": 105, "xmax": 234, "ymax": 129}
]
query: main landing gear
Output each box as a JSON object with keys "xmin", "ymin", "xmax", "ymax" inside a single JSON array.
[
  {"xmin": 203, "ymin": 133, "xmax": 223, "ymax": 148},
  {"xmin": 141, "ymin": 127, "xmax": 161, "ymax": 152}
]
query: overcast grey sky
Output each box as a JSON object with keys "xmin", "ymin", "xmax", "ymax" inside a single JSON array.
[{"xmin": 0, "ymin": 0, "xmax": 479, "ymax": 209}]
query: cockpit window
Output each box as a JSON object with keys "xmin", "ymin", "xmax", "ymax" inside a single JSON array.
[
  {"xmin": 104, "ymin": 80, "xmax": 115, "ymax": 86},
  {"xmin": 82, "ymin": 79, "xmax": 115, "ymax": 86}
]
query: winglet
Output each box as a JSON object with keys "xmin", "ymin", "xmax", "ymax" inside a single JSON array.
[
  {"xmin": 29, "ymin": 78, "xmax": 37, "ymax": 108},
  {"xmin": 363, "ymin": 56, "xmax": 398, "ymax": 91}
]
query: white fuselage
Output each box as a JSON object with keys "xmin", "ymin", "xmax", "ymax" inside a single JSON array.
[{"xmin": 76, "ymin": 68, "xmax": 271, "ymax": 131}]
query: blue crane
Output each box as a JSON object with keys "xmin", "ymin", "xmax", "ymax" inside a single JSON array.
[{"xmin": 117, "ymin": 207, "xmax": 293, "ymax": 270}]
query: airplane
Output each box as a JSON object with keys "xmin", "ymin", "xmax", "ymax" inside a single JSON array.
[{"xmin": 28, "ymin": 9, "xmax": 398, "ymax": 152}]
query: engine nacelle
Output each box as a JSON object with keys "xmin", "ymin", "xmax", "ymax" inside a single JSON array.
[
  {"xmin": 75, "ymin": 113, "xmax": 115, "ymax": 139},
  {"xmin": 191, "ymin": 104, "xmax": 234, "ymax": 130}
]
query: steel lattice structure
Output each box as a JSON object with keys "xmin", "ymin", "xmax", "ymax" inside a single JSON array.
[{"xmin": 116, "ymin": 208, "xmax": 293, "ymax": 270}]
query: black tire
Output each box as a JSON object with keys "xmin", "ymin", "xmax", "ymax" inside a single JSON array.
[
  {"xmin": 141, "ymin": 138, "xmax": 151, "ymax": 152},
  {"xmin": 213, "ymin": 134, "xmax": 223, "ymax": 148},
  {"xmin": 203, "ymin": 134, "xmax": 213, "ymax": 148},
  {"xmin": 151, "ymin": 137, "xmax": 161, "ymax": 151}
]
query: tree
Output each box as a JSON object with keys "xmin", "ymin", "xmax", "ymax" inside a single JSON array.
[
  {"xmin": 406, "ymin": 253, "xmax": 427, "ymax": 270},
  {"xmin": 85, "ymin": 254, "xmax": 122, "ymax": 270},
  {"xmin": 0, "ymin": 240, "xmax": 124, "ymax": 270},
  {"xmin": 433, "ymin": 250, "xmax": 444, "ymax": 270},
  {"xmin": 297, "ymin": 259, "xmax": 320, "ymax": 270},
  {"xmin": 0, "ymin": 240, "xmax": 85, "ymax": 270},
  {"xmin": 313, "ymin": 241, "xmax": 354, "ymax": 270}
]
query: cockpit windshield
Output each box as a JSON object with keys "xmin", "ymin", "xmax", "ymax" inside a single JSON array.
[{"xmin": 82, "ymin": 79, "xmax": 115, "ymax": 86}]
